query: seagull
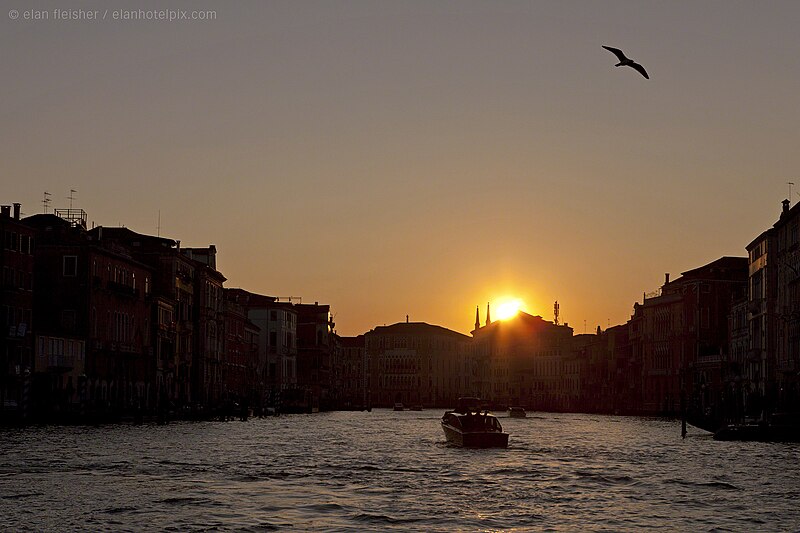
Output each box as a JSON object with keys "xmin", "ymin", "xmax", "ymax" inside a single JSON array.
[{"xmin": 602, "ymin": 45, "xmax": 649, "ymax": 79}]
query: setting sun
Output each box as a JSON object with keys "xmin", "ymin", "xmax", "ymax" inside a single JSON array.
[{"xmin": 495, "ymin": 299, "xmax": 524, "ymax": 320}]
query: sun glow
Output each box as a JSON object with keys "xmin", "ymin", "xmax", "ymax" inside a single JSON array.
[{"xmin": 495, "ymin": 299, "xmax": 524, "ymax": 320}]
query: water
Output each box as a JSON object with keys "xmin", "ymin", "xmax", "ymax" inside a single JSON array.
[{"xmin": 2, "ymin": 411, "xmax": 800, "ymax": 532}]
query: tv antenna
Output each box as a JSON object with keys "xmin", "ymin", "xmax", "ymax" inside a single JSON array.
[
  {"xmin": 553, "ymin": 301, "xmax": 560, "ymax": 325},
  {"xmin": 68, "ymin": 189, "xmax": 77, "ymax": 209},
  {"xmin": 42, "ymin": 191, "xmax": 51, "ymax": 213}
]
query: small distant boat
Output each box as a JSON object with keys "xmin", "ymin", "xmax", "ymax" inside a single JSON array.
[
  {"xmin": 714, "ymin": 416, "xmax": 800, "ymax": 442},
  {"xmin": 508, "ymin": 406, "xmax": 526, "ymax": 418},
  {"xmin": 410, "ymin": 404, "xmax": 423, "ymax": 411},
  {"xmin": 441, "ymin": 397, "xmax": 509, "ymax": 448},
  {"xmin": 393, "ymin": 403, "xmax": 404, "ymax": 411}
]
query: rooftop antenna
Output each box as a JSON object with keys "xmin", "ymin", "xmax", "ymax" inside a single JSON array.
[
  {"xmin": 157, "ymin": 210, "xmax": 161, "ymax": 237},
  {"xmin": 68, "ymin": 189, "xmax": 77, "ymax": 209},
  {"xmin": 554, "ymin": 301, "xmax": 560, "ymax": 325},
  {"xmin": 789, "ymin": 182, "xmax": 795, "ymax": 205},
  {"xmin": 42, "ymin": 191, "xmax": 51, "ymax": 213}
]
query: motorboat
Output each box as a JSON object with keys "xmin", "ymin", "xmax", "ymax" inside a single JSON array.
[
  {"xmin": 508, "ymin": 406, "xmax": 526, "ymax": 418},
  {"xmin": 441, "ymin": 397, "xmax": 509, "ymax": 448},
  {"xmin": 393, "ymin": 403, "xmax": 404, "ymax": 411}
]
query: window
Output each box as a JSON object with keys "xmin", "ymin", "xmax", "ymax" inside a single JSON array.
[
  {"xmin": 63, "ymin": 256, "xmax": 78, "ymax": 277},
  {"xmin": 61, "ymin": 310, "xmax": 77, "ymax": 332},
  {"xmin": 9, "ymin": 232, "xmax": 18, "ymax": 251}
]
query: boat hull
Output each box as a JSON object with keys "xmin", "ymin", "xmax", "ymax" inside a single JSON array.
[{"xmin": 442, "ymin": 422, "xmax": 509, "ymax": 448}]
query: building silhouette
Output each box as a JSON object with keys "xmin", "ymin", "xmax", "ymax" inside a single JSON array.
[{"xmin": 366, "ymin": 321, "xmax": 471, "ymax": 408}]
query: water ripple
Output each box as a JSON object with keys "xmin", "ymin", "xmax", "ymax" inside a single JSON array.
[{"xmin": 2, "ymin": 411, "xmax": 800, "ymax": 531}]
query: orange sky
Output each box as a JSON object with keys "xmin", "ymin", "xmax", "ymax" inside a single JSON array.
[{"xmin": 3, "ymin": 1, "xmax": 799, "ymax": 336}]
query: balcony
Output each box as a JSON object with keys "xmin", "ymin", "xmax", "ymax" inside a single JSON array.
[
  {"xmin": 47, "ymin": 354, "xmax": 74, "ymax": 370},
  {"xmin": 107, "ymin": 280, "xmax": 138, "ymax": 298}
]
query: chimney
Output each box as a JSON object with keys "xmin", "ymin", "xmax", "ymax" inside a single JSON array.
[
  {"xmin": 0, "ymin": 206, "xmax": 9, "ymax": 218},
  {"xmin": 782, "ymin": 199, "xmax": 791, "ymax": 217},
  {"xmin": 665, "ymin": 273, "xmax": 670, "ymax": 285},
  {"xmin": 12, "ymin": 203, "xmax": 21, "ymax": 220},
  {"xmin": 208, "ymin": 244, "xmax": 217, "ymax": 269}
]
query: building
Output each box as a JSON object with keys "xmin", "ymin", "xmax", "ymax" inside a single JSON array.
[
  {"xmin": 726, "ymin": 288, "xmax": 749, "ymax": 421},
  {"xmin": 366, "ymin": 320, "xmax": 471, "ymax": 408},
  {"xmin": 295, "ymin": 303, "xmax": 335, "ymax": 411},
  {"xmin": 631, "ymin": 258, "xmax": 748, "ymax": 419},
  {"xmin": 89, "ymin": 227, "xmax": 195, "ymax": 411},
  {"xmin": 335, "ymin": 334, "xmax": 367, "ymax": 410},
  {"xmin": 182, "ymin": 246, "xmax": 226, "ymax": 410},
  {"xmin": 471, "ymin": 309, "xmax": 573, "ymax": 410},
  {"xmin": 25, "ymin": 213, "xmax": 154, "ymax": 419},
  {"xmin": 771, "ymin": 199, "xmax": 800, "ymax": 415},
  {"xmin": 745, "ymin": 229, "xmax": 778, "ymax": 417},
  {"xmin": 222, "ymin": 294, "xmax": 260, "ymax": 408},
  {"xmin": 225, "ymin": 289, "xmax": 299, "ymax": 411},
  {"xmin": 1, "ymin": 203, "xmax": 35, "ymax": 422}
]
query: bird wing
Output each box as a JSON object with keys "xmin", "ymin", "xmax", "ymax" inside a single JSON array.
[
  {"xmin": 602, "ymin": 45, "xmax": 628, "ymax": 62},
  {"xmin": 630, "ymin": 62, "xmax": 649, "ymax": 79}
]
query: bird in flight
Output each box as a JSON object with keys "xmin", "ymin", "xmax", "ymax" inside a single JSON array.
[{"xmin": 602, "ymin": 45, "xmax": 649, "ymax": 79}]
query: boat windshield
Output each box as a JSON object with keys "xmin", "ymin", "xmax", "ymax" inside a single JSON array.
[
  {"xmin": 443, "ymin": 413, "xmax": 463, "ymax": 429},
  {"xmin": 460, "ymin": 413, "xmax": 502, "ymax": 432}
]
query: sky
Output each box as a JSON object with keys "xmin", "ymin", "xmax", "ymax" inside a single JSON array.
[{"xmin": 3, "ymin": 1, "xmax": 800, "ymax": 336}]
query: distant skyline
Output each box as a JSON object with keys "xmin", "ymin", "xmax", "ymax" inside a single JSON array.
[{"xmin": 3, "ymin": 1, "xmax": 800, "ymax": 336}]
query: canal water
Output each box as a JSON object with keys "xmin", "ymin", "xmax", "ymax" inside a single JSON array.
[{"xmin": 2, "ymin": 410, "xmax": 800, "ymax": 531}]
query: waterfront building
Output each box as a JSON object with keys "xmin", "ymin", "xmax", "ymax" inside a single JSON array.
[
  {"xmin": 225, "ymin": 289, "xmax": 299, "ymax": 410},
  {"xmin": 725, "ymin": 288, "xmax": 749, "ymax": 421},
  {"xmin": 745, "ymin": 229, "xmax": 778, "ymax": 415},
  {"xmin": 366, "ymin": 320, "xmax": 470, "ymax": 408},
  {"xmin": 25, "ymin": 212, "xmax": 154, "ymax": 418},
  {"xmin": 334, "ymin": 334, "xmax": 367, "ymax": 410},
  {"xmin": 629, "ymin": 279, "xmax": 684, "ymax": 415},
  {"xmin": 604, "ymin": 324, "xmax": 638, "ymax": 414},
  {"xmin": 0, "ymin": 203, "xmax": 35, "ymax": 422},
  {"xmin": 295, "ymin": 303, "xmax": 335, "ymax": 411},
  {"xmin": 471, "ymin": 310, "xmax": 573, "ymax": 410},
  {"xmin": 222, "ymin": 295, "xmax": 260, "ymax": 408},
  {"xmin": 91, "ymin": 227, "xmax": 198, "ymax": 410},
  {"xmin": 631, "ymin": 258, "xmax": 748, "ymax": 418},
  {"xmin": 771, "ymin": 199, "xmax": 800, "ymax": 413},
  {"xmin": 571, "ymin": 331, "xmax": 612, "ymax": 413},
  {"xmin": 182, "ymin": 246, "xmax": 226, "ymax": 410}
]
